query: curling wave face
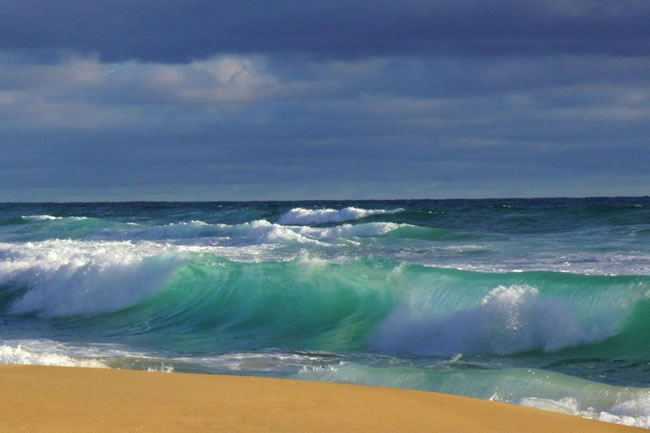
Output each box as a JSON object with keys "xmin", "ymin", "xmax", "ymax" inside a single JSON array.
[{"xmin": 2, "ymin": 244, "xmax": 650, "ymax": 360}]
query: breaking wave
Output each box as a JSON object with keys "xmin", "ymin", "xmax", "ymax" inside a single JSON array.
[
  {"xmin": 2, "ymin": 244, "xmax": 650, "ymax": 359},
  {"xmin": 278, "ymin": 207, "xmax": 403, "ymax": 225}
]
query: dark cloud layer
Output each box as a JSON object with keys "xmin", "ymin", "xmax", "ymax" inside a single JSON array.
[
  {"xmin": 1, "ymin": 1, "xmax": 649, "ymax": 200},
  {"xmin": 2, "ymin": 0, "xmax": 649, "ymax": 62}
]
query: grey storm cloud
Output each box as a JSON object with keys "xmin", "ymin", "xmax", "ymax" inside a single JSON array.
[
  {"xmin": 1, "ymin": 0, "xmax": 649, "ymax": 201},
  {"xmin": 1, "ymin": 0, "xmax": 649, "ymax": 62}
]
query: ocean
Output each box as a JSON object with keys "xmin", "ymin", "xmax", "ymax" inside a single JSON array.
[{"xmin": 1, "ymin": 198, "xmax": 649, "ymax": 427}]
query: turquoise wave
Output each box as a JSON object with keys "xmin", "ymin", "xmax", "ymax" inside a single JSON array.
[{"xmin": 4, "ymin": 255, "xmax": 649, "ymax": 358}]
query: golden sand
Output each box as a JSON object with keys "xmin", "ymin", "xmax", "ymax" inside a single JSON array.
[{"xmin": 0, "ymin": 364, "xmax": 643, "ymax": 433}]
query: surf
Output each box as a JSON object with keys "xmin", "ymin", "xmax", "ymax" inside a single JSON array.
[{"xmin": 2, "ymin": 246, "xmax": 650, "ymax": 360}]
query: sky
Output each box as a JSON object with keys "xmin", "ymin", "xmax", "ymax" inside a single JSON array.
[{"xmin": 1, "ymin": 0, "xmax": 649, "ymax": 201}]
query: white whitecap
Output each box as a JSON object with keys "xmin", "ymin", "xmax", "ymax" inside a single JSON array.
[
  {"xmin": 0, "ymin": 240, "xmax": 186, "ymax": 317},
  {"xmin": 21, "ymin": 215, "xmax": 62, "ymax": 221},
  {"xmin": 21, "ymin": 215, "xmax": 89, "ymax": 221},
  {"xmin": 278, "ymin": 207, "xmax": 403, "ymax": 225},
  {"xmin": 294, "ymin": 222, "xmax": 405, "ymax": 239},
  {"xmin": 371, "ymin": 285, "xmax": 619, "ymax": 356}
]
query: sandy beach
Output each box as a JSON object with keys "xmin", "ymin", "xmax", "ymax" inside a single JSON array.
[{"xmin": 0, "ymin": 364, "xmax": 643, "ymax": 433}]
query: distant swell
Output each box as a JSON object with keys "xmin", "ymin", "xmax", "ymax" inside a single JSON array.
[
  {"xmin": 4, "ymin": 216, "xmax": 413, "ymax": 243},
  {"xmin": 278, "ymin": 207, "xmax": 403, "ymax": 225}
]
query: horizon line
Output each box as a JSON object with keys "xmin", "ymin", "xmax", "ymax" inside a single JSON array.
[{"xmin": 1, "ymin": 195, "xmax": 648, "ymax": 205}]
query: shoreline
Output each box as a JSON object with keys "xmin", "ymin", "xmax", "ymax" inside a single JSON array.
[{"xmin": 0, "ymin": 364, "xmax": 643, "ymax": 433}]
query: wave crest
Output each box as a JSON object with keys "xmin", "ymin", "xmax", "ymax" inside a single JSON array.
[
  {"xmin": 1, "ymin": 240, "xmax": 185, "ymax": 317},
  {"xmin": 370, "ymin": 285, "xmax": 619, "ymax": 356},
  {"xmin": 21, "ymin": 215, "xmax": 88, "ymax": 221},
  {"xmin": 278, "ymin": 207, "xmax": 403, "ymax": 225}
]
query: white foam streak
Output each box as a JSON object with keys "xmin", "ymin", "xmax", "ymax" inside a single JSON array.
[
  {"xmin": 133, "ymin": 220, "xmax": 215, "ymax": 239},
  {"xmin": 21, "ymin": 215, "xmax": 88, "ymax": 221},
  {"xmin": 293, "ymin": 222, "xmax": 405, "ymax": 239},
  {"xmin": 278, "ymin": 207, "xmax": 403, "ymax": 225},
  {"xmin": 176, "ymin": 352, "xmax": 339, "ymax": 373},
  {"xmin": 147, "ymin": 364, "xmax": 175, "ymax": 373},
  {"xmin": 21, "ymin": 215, "xmax": 61, "ymax": 221}
]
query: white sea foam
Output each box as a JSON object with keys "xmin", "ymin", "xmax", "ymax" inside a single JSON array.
[
  {"xmin": 371, "ymin": 285, "xmax": 619, "ymax": 356},
  {"xmin": 0, "ymin": 340, "xmax": 183, "ymax": 371},
  {"xmin": 293, "ymin": 222, "xmax": 405, "ymax": 239},
  {"xmin": 21, "ymin": 215, "xmax": 88, "ymax": 221},
  {"xmin": 435, "ymin": 251, "xmax": 650, "ymax": 276},
  {"xmin": 175, "ymin": 352, "xmax": 339, "ymax": 373},
  {"xmin": 247, "ymin": 219, "xmax": 324, "ymax": 244},
  {"xmin": 21, "ymin": 215, "xmax": 62, "ymax": 221},
  {"xmin": 146, "ymin": 364, "xmax": 175, "ymax": 373},
  {"xmin": 0, "ymin": 240, "xmax": 185, "ymax": 316},
  {"xmin": 112, "ymin": 219, "xmax": 401, "ymax": 244},
  {"xmin": 521, "ymin": 396, "xmax": 650, "ymax": 428},
  {"xmin": 0, "ymin": 342, "xmax": 107, "ymax": 368},
  {"xmin": 210, "ymin": 220, "xmax": 402, "ymax": 244},
  {"xmin": 278, "ymin": 207, "xmax": 403, "ymax": 225}
]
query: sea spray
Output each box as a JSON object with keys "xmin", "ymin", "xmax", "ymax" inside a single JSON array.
[{"xmin": 370, "ymin": 285, "xmax": 618, "ymax": 355}]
